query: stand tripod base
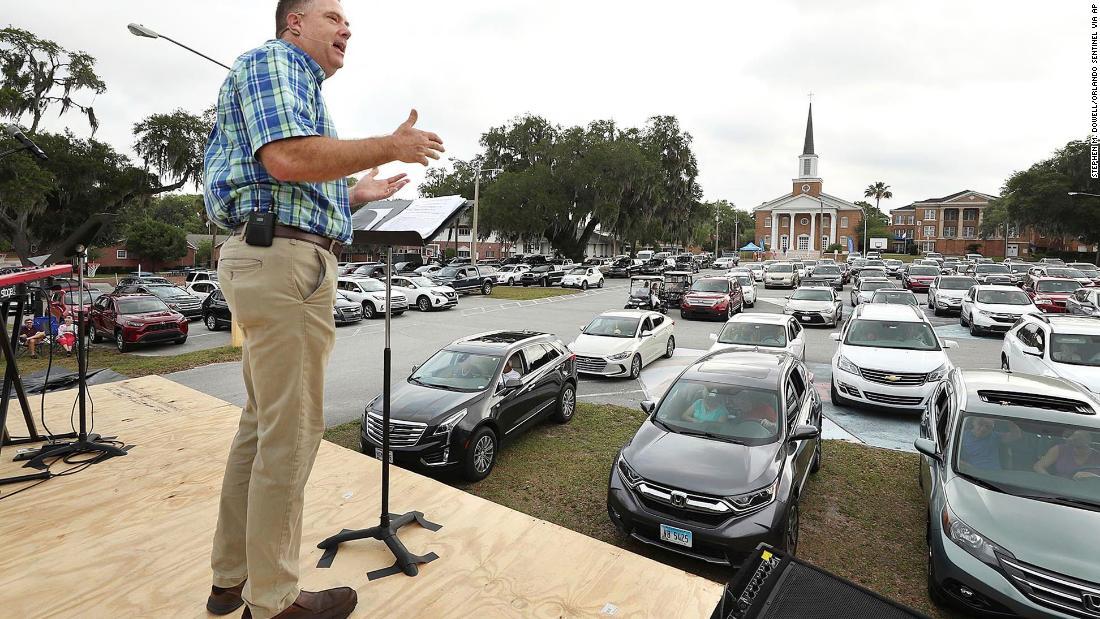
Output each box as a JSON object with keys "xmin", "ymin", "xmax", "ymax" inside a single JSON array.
[
  {"xmin": 317, "ymin": 511, "xmax": 441, "ymax": 580},
  {"xmin": 23, "ymin": 434, "xmax": 127, "ymax": 471}
]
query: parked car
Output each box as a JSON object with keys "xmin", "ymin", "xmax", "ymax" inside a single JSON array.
[
  {"xmin": 853, "ymin": 267, "xmax": 888, "ymax": 286},
  {"xmin": 185, "ymin": 270, "xmax": 218, "ymax": 284},
  {"xmin": 802, "ymin": 263, "xmax": 844, "ymax": 291},
  {"xmin": 674, "ymin": 254, "xmax": 699, "ymax": 273},
  {"xmin": 708, "ymin": 314, "xmax": 806, "ymax": 360},
  {"xmin": 352, "ymin": 263, "xmax": 388, "ymax": 279},
  {"xmin": 727, "ymin": 273, "xmax": 757, "ymax": 307},
  {"xmin": 115, "ymin": 275, "xmax": 172, "ymax": 287},
  {"xmin": 184, "ymin": 280, "xmax": 220, "ymax": 301},
  {"xmin": 961, "ymin": 285, "xmax": 1039, "ymax": 337},
  {"xmin": 883, "ymin": 259, "xmax": 904, "ymax": 278},
  {"xmin": 903, "ymin": 264, "xmax": 941, "ymax": 292},
  {"xmin": 830, "ymin": 303, "xmax": 955, "ymax": 410},
  {"xmin": 745, "ymin": 262, "xmax": 766, "ymax": 282},
  {"xmin": 763, "ymin": 262, "xmax": 799, "ymax": 289},
  {"xmin": 492, "ymin": 264, "xmax": 529, "ymax": 286},
  {"xmin": 432, "ymin": 265, "xmax": 497, "ymax": 295},
  {"xmin": 561, "ymin": 266, "xmax": 605, "ymax": 290},
  {"xmin": 582, "ymin": 257, "xmax": 613, "ymax": 274},
  {"xmin": 1068, "ymin": 262, "xmax": 1100, "ymax": 286},
  {"xmin": 869, "ymin": 289, "xmax": 920, "ymax": 307},
  {"xmin": 608, "ymin": 257, "xmax": 644, "ymax": 278},
  {"xmin": 48, "ymin": 288, "xmax": 101, "ymax": 320},
  {"xmin": 335, "ymin": 277, "xmax": 408, "ymax": 319},
  {"xmin": 333, "ymin": 291, "xmax": 364, "ymax": 325},
  {"xmin": 927, "ymin": 276, "xmax": 978, "ymax": 316},
  {"xmin": 712, "ymin": 257, "xmax": 737, "ymax": 270},
  {"xmin": 640, "ymin": 258, "xmax": 671, "ymax": 276},
  {"xmin": 519, "ymin": 264, "xmax": 566, "ymax": 288},
  {"xmin": 968, "ymin": 263, "xmax": 1014, "ymax": 286},
  {"xmin": 850, "ymin": 277, "xmax": 897, "ymax": 306},
  {"xmin": 1001, "ymin": 313, "xmax": 1100, "ymax": 393},
  {"xmin": 1023, "ymin": 277, "xmax": 1080, "ymax": 314},
  {"xmin": 1037, "ymin": 257, "xmax": 1066, "ymax": 265},
  {"xmin": 680, "ymin": 277, "xmax": 744, "ymax": 320},
  {"xmin": 113, "ymin": 283, "xmax": 203, "ymax": 320},
  {"xmin": 568, "ymin": 310, "xmax": 675, "ymax": 379},
  {"xmin": 916, "ymin": 369, "xmax": 1100, "ymax": 618},
  {"xmin": 390, "ymin": 275, "xmax": 458, "ymax": 312},
  {"xmin": 1067, "ymin": 287, "xmax": 1100, "ymax": 316},
  {"xmin": 88, "ymin": 293, "xmax": 188, "ymax": 352},
  {"xmin": 608, "ymin": 350, "xmax": 822, "ymax": 565},
  {"xmin": 201, "ymin": 289, "xmax": 232, "ymax": 331},
  {"xmin": 784, "ymin": 286, "xmax": 843, "ymax": 328},
  {"xmin": 1030, "ymin": 266, "xmax": 1094, "ymax": 289},
  {"xmin": 360, "ymin": 330, "xmax": 578, "ymax": 481},
  {"xmin": 414, "ymin": 264, "xmax": 444, "ymax": 277}
]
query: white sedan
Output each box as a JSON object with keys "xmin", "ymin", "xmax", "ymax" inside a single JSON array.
[
  {"xmin": 568, "ymin": 310, "xmax": 674, "ymax": 379},
  {"xmin": 494, "ymin": 264, "xmax": 530, "ymax": 285},
  {"xmin": 390, "ymin": 275, "xmax": 458, "ymax": 311},
  {"xmin": 561, "ymin": 266, "xmax": 605, "ymax": 290},
  {"xmin": 707, "ymin": 313, "xmax": 805, "ymax": 360},
  {"xmin": 725, "ymin": 271, "xmax": 757, "ymax": 307},
  {"xmin": 184, "ymin": 280, "xmax": 220, "ymax": 301}
]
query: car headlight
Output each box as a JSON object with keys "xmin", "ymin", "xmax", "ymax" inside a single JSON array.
[
  {"xmin": 926, "ymin": 363, "xmax": 948, "ymax": 382},
  {"xmin": 616, "ymin": 454, "xmax": 642, "ymax": 486},
  {"xmin": 837, "ymin": 355, "xmax": 859, "ymax": 374},
  {"xmin": 783, "ymin": 307, "xmax": 795, "ymax": 314},
  {"xmin": 942, "ymin": 504, "xmax": 1009, "ymax": 568},
  {"xmin": 607, "ymin": 351, "xmax": 632, "ymax": 361},
  {"xmin": 432, "ymin": 409, "xmax": 467, "ymax": 439},
  {"xmin": 978, "ymin": 309, "xmax": 993, "ymax": 316},
  {"xmin": 724, "ymin": 476, "xmax": 779, "ymax": 514}
]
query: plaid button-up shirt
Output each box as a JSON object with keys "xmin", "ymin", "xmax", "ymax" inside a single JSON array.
[{"xmin": 204, "ymin": 39, "xmax": 351, "ymax": 243}]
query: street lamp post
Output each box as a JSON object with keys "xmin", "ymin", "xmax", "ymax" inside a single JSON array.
[
  {"xmin": 714, "ymin": 203, "xmax": 720, "ymax": 258},
  {"xmin": 127, "ymin": 23, "xmax": 231, "ymax": 69},
  {"xmin": 471, "ymin": 165, "xmax": 502, "ymax": 265}
]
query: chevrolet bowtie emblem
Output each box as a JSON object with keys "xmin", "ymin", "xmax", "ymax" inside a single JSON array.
[{"xmin": 886, "ymin": 375, "xmax": 900, "ymax": 382}]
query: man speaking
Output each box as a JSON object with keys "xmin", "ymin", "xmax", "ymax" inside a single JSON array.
[{"xmin": 202, "ymin": 1, "xmax": 444, "ymax": 617}]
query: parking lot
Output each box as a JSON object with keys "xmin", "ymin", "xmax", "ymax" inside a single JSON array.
[{"xmin": 166, "ymin": 269, "xmax": 1005, "ymax": 451}]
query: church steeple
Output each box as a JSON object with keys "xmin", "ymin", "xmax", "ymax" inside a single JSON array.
[
  {"xmin": 803, "ymin": 103, "xmax": 815, "ymax": 155},
  {"xmin": 794, "ymin": 101, "xmax": 822, "ymax": 195}
]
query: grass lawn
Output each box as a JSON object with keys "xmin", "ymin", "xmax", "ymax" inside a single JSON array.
[
  {"xmin": 14, "ymin": 344, "xmax": 242, "ymax": 378},
  {"xmin": 488, "ymin": 286, "xmax": 579, "ymax": 301},
  {"xmin": 323, "ymin": 404, "xmax": 960, "ymax": 618}
]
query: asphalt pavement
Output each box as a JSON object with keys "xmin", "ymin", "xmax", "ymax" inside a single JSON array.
[{"xmin": 164, "ymin": 270, "xmax": 1007, "ymax": 452}]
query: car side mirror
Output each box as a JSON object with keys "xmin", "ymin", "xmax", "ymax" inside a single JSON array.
[
  {"xmin": 579, "ymin": 325, "xmax": 585, "ymax": 332},
  {"xmin": 640, "ymin": 400, "xmax": 656, "ymax": 413},
  {"xmin": 1023, "ymin": 346, "xmax": 1043, "ymax": 357},
  {"xmin": 640, "ymin": 330, "xmax": 653, "ymax": 338},
  {"xmin": 942, "ymin": 339, "xmax": 958, "ymax": 349},
  {"xmin": 411, "ymin": 364, "xmax": 420, "ymax": 373},
  {"xmin": 503, "ymin": 376, "xmax": 523, "ymax": 389},
  {"xmin": 788, "ymin": 424, "xmax": 820, "ymax": 442},
  {"xmin": 914, "ymin": 437, "xmax": 941, "ymax": 462},
  {"xmin": 829, "ymin": 332, "xmax": 841, "ymax": 341},
  {"xmin": 709, "ymin": 333, "xmax": 718, "ymax": 341}
]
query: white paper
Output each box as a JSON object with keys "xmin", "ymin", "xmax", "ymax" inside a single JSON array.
[{"xmin": 375, "ymin": 195, "xmax": 466, "ymax": 239}]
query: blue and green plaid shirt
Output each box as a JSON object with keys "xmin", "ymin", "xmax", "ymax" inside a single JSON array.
[{"xmin": 204, "ymin": 39, "xmax": 351, "ymax": 243}]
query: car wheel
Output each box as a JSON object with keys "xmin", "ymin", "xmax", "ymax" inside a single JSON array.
[
  {"xmin": 89, "ymin": 324, "xmax": 102, "ymax": 343},
  {"xmin": 174, "ymin": 337, "xmax": 187, "ymax": 345},
  {"xmin": 581, "ymin": 281, "xmax": 589, "ymax": 290},
  {"xmin": 551, "ymin": 382, "xmax": 576, "ymax": 423},
  {"xmin": 507, "ymin": 277, "xmax": 514, "ymax": 286},
  {"xmin": 970, "ymin": 321, "xmax": 981, "ymax": 337},
  {"xmin": 927, "ymin": 523, "xmax": 950, "ymax": 607},
  {"xmin": 629, "ymin": 354, "xmax": 642, "ymax": 379},
  {"xmin": 727, "ymin": 303, "xmax": 735, "ymax": 319},
  {"xmin": 927, "ymin": 295, "xmax": 934, "ymax": 309},
  {"xmin": 462, "ymin": 426, "xmax": 498, "ymax": 482},
  {"xmin": 115, "ymin": 330, "xmax": 130, "ymax": 353},
  {"xmin": 597, "ymin": 279, "xmax": 604, "ymax": 288},
  {"xmin": 1001, "ymin": 354, "xmax": 1010, "ymax": 371},
  {"xmin": 417, "ymin": 296, "xmax": 431, "ymax": 312},
  {"xmin": 783, "ymin": 500, "xmax": 800, "ymax": 555},
  {"xmin": 830, "ymin": 380, "xmax": 850, "ymax": 407},
  {"xmin": 680, "ymin": 309, "xmax": 688, "ymax": 319},
  {"xmin": 665, "ymin": 335, "xmax": 676, "ymax": 359},
  {"xmin": 481, "ymin": 281, "xmax": 493, "ymax": 295},
  {"xmin": 362, "ymin": 302, "xmax": 376, "ymax": 319},
  {"xmin": 960, "ymin": 310, "xmax": 968, "ymax": 326},
  {"xmin": 205, "ymin": 314, "xmax": 220, "ymax": 331},
  {"xmin": 932, "ymin": 305, "xmax": 942, "ymax": 317}
]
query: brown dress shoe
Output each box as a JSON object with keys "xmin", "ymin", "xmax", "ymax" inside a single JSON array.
[
  {"xmin": 243, "ymin": 587, "xmax": 358, "ymax": 619},
  {"xmin": 206, "ymin": 580, "xmax": 246, "ymax": 615}
]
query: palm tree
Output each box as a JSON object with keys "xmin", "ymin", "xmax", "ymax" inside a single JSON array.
[{"xmin": 863, "ymin": 182, "xmax": 893, "ymax": 254}]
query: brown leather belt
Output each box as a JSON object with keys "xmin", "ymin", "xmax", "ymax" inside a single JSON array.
[{"xmin": 237, "ymin": 223, "xmax": 343, "ymax": 255}]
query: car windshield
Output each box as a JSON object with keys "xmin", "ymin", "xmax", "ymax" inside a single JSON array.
[
  {"xmin": 146, "ymin": 286, "xmax": 186, "ymax": 299},
  {"xmin": 1080, "ymin": 268, "xmax": 1100, "ymax": 276},
  {"xmin": 872, "ymin": 291, "xmax": 918, "ymax": 305},
  {"xmin": 845, "ymin": 319, "xmax": 940, "ymax": 351},
  {"xmin": 814, "ymin": 266, "xmax": 841, "ymax": 276},
  {"xmin": 612, "ymin": 258, "xmax": 632, "ymax": 267},
  {"xmin": 976, "ymin": 289, "xmax": 1030, "ymax": 305},
  {"xmin": 717, "ymin": 322, "xmax": 787, "ymax": 347},
  {"xmin": 1050, "ymin": 334, "xmax": 1100, "ymax": 366},
  {"xmin": 791, "ymin": 289, "xmax": 832, "ymax": 301},
  {"xmin": 866, "ymin": 260, "xmax": 884, "ymax": 267},
  {"xmin": 885, "ymin": 260, "xmax": 902, "ymax": 267},
  {"xmin": 569, "ymin": 268, "xmax": 587, "ymax": 275},
  {"xmin": 583, "ymin": 316, "xmax": 640, "ymax": 337},
  {"xmin": 531, "ymin": 265, "xmax": 553, "ymax": 273},
  {"xmin": 769, "ymin": 264, "xmax": 793, "ymax": 273},
  {"xmin": 940, "ymin": 277, "xmax": 977, "ymax": 290},
  {"xmin": 653, "ymin": 379, "xmax": 781, "ymax": 445},
  {"xmin": 409, "ymin": 349, "xmax": 501, "ymax": 392},
  {"xmin": 861, "ymin": 269, "xmax": 886, "ymax": 277},
  {"xmin": 64, "ymin": 291, "xmax": 95, "ymax": 304},
  {"xmin": 1036, "ymin": 280, "xmax": 1080, "ymax": 293},
  {"xmin": 1007, "ymin": 264, "xmax": 1030, "ymax": 273},
  {"xmin": 403, "ymin": 277, "xmax": 436, "ymax": 288},
  {"xmin": 353, "ymin": 279, "xmax": 385, "ymax": 292},
  {"xmin": 691, "ymin": 279, "xmax": 728, "ymax": 293},
  {"xmin": 975, "ymin": 264, "xmax": 1009, "ymax": 274},
  {"xmin": 953, "ymin": 413, "xmax": 1100, "ymax": 508},
  {"xmin": 909, "ymin": 266, "xmax": 939, "ymax": 276},
  {"xmin": 861, "ymin": 280, "xmax": 895, "ymax": 292},
  {"xmin": 735, "ymin": 275, "xmax": 753, "ymax": 286},
  {"xmin": 117, "ymin": 298, "xmax": 170, "ymax": 314},
  {"xmin": 1048, "ymin": 268, "xmax": 1087, "ymax": 279},
  {"xmin": 438, "ymin": 266, "xmax": 465, "ymax": 278}
]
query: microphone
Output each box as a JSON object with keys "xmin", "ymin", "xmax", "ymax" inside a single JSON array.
[
  {"xmin": 290, "ymin": 30, "xmax": 344, "ymax": 50},
  {"xmin": 3, "ymin": 124, "xmax": 48, "ymax": 161}
]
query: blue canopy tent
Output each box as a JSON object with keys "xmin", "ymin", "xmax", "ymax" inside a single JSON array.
[{"xmin": 739, "ymin": 242, "xmax": 763, "ymax": 252}]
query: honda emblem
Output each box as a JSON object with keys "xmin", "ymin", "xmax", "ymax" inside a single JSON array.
[
  {"xmin": 670, "ymin": 491, "xmax": 687, "ymax": 507},
  {"xmin": 1083, "ymin": 593, "xmax": 1100, "ymax": 613}
]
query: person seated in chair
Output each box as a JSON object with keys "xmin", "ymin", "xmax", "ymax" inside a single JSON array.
[{"xmin": 19, "ymin": 318, "xmax": 46, "ymax": 358}]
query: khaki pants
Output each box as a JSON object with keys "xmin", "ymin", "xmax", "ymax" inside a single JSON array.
[{"xmin": 211, "ymin": 234, "xmax": 337, "ymax": 619}]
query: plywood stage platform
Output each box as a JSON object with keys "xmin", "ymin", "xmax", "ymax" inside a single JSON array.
[{"xmin": 0, "ymin": 377, "xmax": 722, "ymax": 618}]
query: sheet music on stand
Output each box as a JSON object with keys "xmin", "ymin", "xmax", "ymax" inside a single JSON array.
[{"xmin": 349, "ymin": 195, "xmax": 468, "ymax": 246}]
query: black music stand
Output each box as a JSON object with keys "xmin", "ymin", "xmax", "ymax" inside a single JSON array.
[
  {"xmin": 24, "ymin": 214, "xmax": 126, "ymax": 470},
  {"xmin": 316, "ymin": 196, "xmax": 468, "ymax": 580}
]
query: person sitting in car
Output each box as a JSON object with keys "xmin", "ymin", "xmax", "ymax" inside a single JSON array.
[
  {"xmin": 498, "ymin": 356, "xmax": 522, "ymax": 389},
  {"xmin": 959, "ymin": 417, "xmax": 1022, "ymax": 470},
  {"xmin": 738, "ymin": 390, "xmax": 779, "ymax": 431},
  {"xmin": 1034, "ymin": 430, "xmax": 1100, "ymax": 480},
  {"xmin": 681, "ymin": 389, "xmax": 729, "ymax": 423}
]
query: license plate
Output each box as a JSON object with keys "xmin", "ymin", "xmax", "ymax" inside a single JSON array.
[
  {"xmin": 659, "ymin": 524, "xmax": 692, "ymax": 547},
  {"xmin": 374, "ymin": 448, "xmax": 394, "ymax": 463},
  {"xmin": 799, "ymin": 315, "xmax": 811, "ymax": 321}
]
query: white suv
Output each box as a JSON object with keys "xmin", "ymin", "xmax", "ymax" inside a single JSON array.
[
  {"xmin": 494, "ymin": 264, "xmax": 530, "ymax": 285},
  {"xmin": 831, "ymin": 304, "xmax": 956, "ymax": 410},
  {"xmin": 960, "ymin": 285, "xmax": 1038, "ymax": 337},
  {"xmin": 560, "ymin": 266, "xmax": 605, "ymax": 290},
  {"xmin": 1001, "ymin": 314, "xmax": 1100, "ymax": 394}
]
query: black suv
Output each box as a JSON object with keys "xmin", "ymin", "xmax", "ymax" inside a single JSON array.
[
  {"xmin": 520, "ymin": 264, "xmax": 566, "ymax": 287},
  {"xmin": 113, "ymin": 283, "xmax": 203, "ymax": 320},
  {"xmin": 431, "ymin": 265, "xmax": 496, "ymax": 295},
  {"xmin": 360, "ymin": 330, "xmax": 578, "ymax": 481},
  {"xmin": 608, "ymin": 350, "xmax": 822, "ymax": 566},
  {"xmin": 608, "ymin": 257, "xmax": 640, "ymax": 278}
]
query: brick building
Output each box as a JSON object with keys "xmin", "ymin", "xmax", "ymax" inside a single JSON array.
[{"xmin": 752, "ymin": 104, "xmax": 866, "ymax": 258}]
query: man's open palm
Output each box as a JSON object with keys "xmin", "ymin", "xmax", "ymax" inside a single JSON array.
[{"xmin": 350, "ymin": 168, "xmax": 409, "ymax": 204}]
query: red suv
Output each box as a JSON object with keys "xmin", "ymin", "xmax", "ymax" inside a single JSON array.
[
  {"xmin": 903, "ymin": 265, "xmax": 940, "ymax": 292},
  {"xmin": 1023, "ymin": 277, "xmax": 1080, "ymax": 313},
  {"xmin": 88, "ymin": 293, "xmax": 188, "ymax": 352},
  {"xmin": 680, "ymin": 277, "xmax": 744, "ymax": 320}
]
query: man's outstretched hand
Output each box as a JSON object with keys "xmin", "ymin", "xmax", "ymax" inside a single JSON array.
[
  {"xmin": 390, "ymin": 109, "xmax": 444, "ymax": 165},
  {"xmin": 350, "ymin": 168, "xmax": 409, "ymax": 205}
]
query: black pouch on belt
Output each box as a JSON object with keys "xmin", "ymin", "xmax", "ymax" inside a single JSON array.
[{"xmin": 244, "ymin": 208, "xmax": 275, "ymax": 247}]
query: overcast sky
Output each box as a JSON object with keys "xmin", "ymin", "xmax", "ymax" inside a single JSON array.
[{"xmin": 7, "ymin": 1, "xmax": 1088, "ymax": 214}]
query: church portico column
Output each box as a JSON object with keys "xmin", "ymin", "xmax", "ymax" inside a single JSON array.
[
  {"xmin": 830, "ymin": 209, "xmax": 838, "ymax": 247},
  {"xmin": 809, "ymin": 212, "xmax": 816, "ymax": 252},
  {"xmin": 788, "ymin": 212, "xmax": 795, "ymax": 252},
  {"xmin": 771, "ymin": 212, "xmax": 778, "ymax": 251}
]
